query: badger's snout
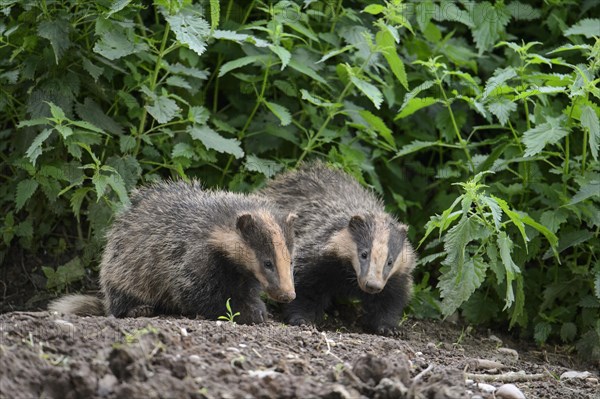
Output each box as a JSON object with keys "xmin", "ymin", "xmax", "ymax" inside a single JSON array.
[
  {"xmin": 362, "ymin": 279, "xmax": 384, "ymax": 294},
  {"xmin": 276, "ymin": 291, "xmax": 296, "ymax": 302}
]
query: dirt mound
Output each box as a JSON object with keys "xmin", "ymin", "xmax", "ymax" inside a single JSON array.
[{"xmin": 0, "ymin": 312, "xmax": 597, "ymax": 398}]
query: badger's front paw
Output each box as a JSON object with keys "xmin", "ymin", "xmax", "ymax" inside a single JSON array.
[
  {"xmin": 287, "ymin": 313, "xmax": 315, "ymax": 327},
  {"xmin": 236, "ymin": 302, "xmax": 268, "ymax": 325}
]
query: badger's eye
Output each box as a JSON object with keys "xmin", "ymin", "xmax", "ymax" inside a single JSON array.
[
  {"xmin": 361, "ymin": 251, "xmax": 368, "ymax": 259},
  {"xmin": 387, "ymin": 258, "xmax": 393, "ymax": 266},
  {"xmin": 264, "ymin": 260, "xmax": 274, "ymax": 270}
]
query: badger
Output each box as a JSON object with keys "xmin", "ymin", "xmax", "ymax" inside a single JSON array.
[
  {"xmin": 262, "ymin": 162, "xmax": 415, "ymax": 335},
  {"xmin": 49, "ymin": 180, "xmax": 297, "ymax": 324}
]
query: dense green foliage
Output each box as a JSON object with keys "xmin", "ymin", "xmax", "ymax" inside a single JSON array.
[{"xmin": 1, "ymin": 0, "xmax": 599, "ymax": 360}]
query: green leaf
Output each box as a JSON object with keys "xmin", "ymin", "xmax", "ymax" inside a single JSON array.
[
  {"xmin": 363, "ymin": 4, "xmax": 385, "ymax": 15},
  {"xmin": 359, "ymin": 110, "xmax": 395, "ymax": 148},
  {"xmin": 300, "ymin": 89, "xmax": 335, "ymax": 108},
  {"xmin": 164, "ymin": 5, "xmax": 210, "ymax": 56},
  {"xmin": 48, "ymin": 102, "xmax": 66, "ymax": 121},
  {"xmin": 209, "ymin": 0, "xmax": 220, "ymax": 31},
  {"xmin": 94, "ymin": 29, "xmax": 147, "ymax": 60},
  {"xmin": 497, "ymin": 231, "xmax": 521, "ymax": 310},
  {"xmin": 218, "ymin": 55, "xmax": 272, "ymax": 77},
  {"xmin": 166, "ymin": 76, "xmax": 192, "ymax": 89},
  {"xmin": 522, "ymin": 116, "xmax": 569, "ymax": 157},
  {"xmin": 264, "ymin": 101, "xmax": 292, "ymax": 126},
  {"xmin": 487, "ymin": 97, "xmax": 517, "ymax": 126},
  {"xmin": 394, "ymin": 140, "xmax": 439, "ymax": 158},
  {"xmin": 472, "ymin": 2, "xmax": 511, "ymax": 55},
  {"xmin": 38, "ymin": 18, "xmax": 70, "ymax": 64},
  {"xmin": 581, "ymin": 105, "xmax": 600, "ymax": 161},
  {"xmin": 70, "ymin": 187, "xmax": 91, "ymax": 220},
  {"xmin": 26, "ymin": 129, "xmax": 53, "ymax": 165},
  {"xmin": 172, "ymin": 142, "xmax": 195, "ymax": 159},
  {"xmin": 244, "ymin": 155, "xmax": 283, "ymax": 178},
  {"xmin": 433, "ymin": 0, "xmax": 474, "ymax": 27},
  {"xmin": 188, "ymin": 125, "xmax": 244, "ymax": 158},
  {"xmin": 534, "ymin": 321, "xmax": 552, "ymax": 344},
  {"xmin": 483, "ymin": 67, "xmax": 517, "ymax": 99},
  {"xmin": 506, "ymin": 2, "xmax": 541, "ymax": 21},
  {"xmin": 93, "ymin": 173, "xmax": 110, "ymax": 200},
  {"xmin": 564, "ymin": 18, "xmax": 600, "ymax": 38},
  {"xmin": 14, "ymin": 220, "xmax": 33, "ymax": 239},
  {"xmin": 269, "ymin": 45, "xmax": 291, "ymax": 70},
  {"xmin": 560, "ymin": 322, "xmax": 578, "ymax": 343},
  {"xmin": 107, "ymin": 0, "xmax": 132, "ymax": 17},
  {"xmin": 396, "ymin": 97, "xmax": 439, "ymax": 119},
  {"xmin": 288, "ymin": 58, "xmax": 328, "ymax": 85},
  {"xmin": 375, "ymin": 29, "xmax": 408, "ymax": 90},
  {"xmin": 106, "ymin": 173, "xmax": 131, "ymax": 206},
  {"xmin": 350, "ymin": 76, "xmax": 383, "ymax": 109},
  {"xmin": 15, "ymin": 179, "xmax": 39, "ymax": 211},
  {"xmin": 120, "ymin": 135, "xmax": 136, "ymax": 153},
  {"xmin": 568, "ymin": 180, "xmax": 600, "ymax": 206},
  {"xmin": 493, "ymin": 195, "xmax": 528, "ymax": 247},
  {"xmin": 145, "ymin": 94, "xmax": 181, "ymax": 124}
]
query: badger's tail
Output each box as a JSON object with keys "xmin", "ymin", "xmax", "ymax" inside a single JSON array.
[{"xmin": 48, "ymin": 294, "xmax": 105, "ymax": 316}]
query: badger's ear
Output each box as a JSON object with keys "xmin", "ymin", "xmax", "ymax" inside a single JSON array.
[
  {"xmin": 286, "ymin": 213, "xmax": 298, "ymax": 225},
  {"xmin": 236, "ymin": 213, "xmax": 255, "ymax": 232},
  {"xmin": 349, "ymin": 214, "xmax": 366, "ymax": 230}
]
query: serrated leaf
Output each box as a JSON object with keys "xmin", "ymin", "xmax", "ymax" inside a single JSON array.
[
  {"xmin": 487, "ymin": 97, "xmax": 517, "ymax": 126},
  {"xmin": 395, "ymin": 140, "xmax": 439, "ymax": 158},
  {"xmin": 26, "ymin": 128, "xmax": 53, "ymax": 165},
  {"xmin": 244, "ymin": 155, "xmax": 283, "ymax": 178},
  {"xmin": 94, "ymin": 29, "xmax": 147, "ymax": 60},
  {"xmin": 363, "ymin": 4, "xmax": 385, "ymax": 14},
  {"xmin": 188, "ymin": 125, "xmax": 244, "ymax": 158},
  {"xmin": 145, "ymin": 94, "xmax": 181, "ymax": 124},
  {"xmin": 316, "ymin": 45, "xmax": 353, "ymax": 64},
  {"xmin": 120, "ymin": 135, "xmax": 136, "ymax": 153},
  {"xmin": 38, "ymin": 18, "xmax": 70, "ymax": 64},
  {"xmin": 493, "ymin": 195, "xmax": 528, "ymax": 247},
  {"xmin": 376, "ymin": 29, "xmax": 408, "ymax": 90},
  {"xmin": 568, "ymin": 180, "xmax": 600, "ymax": 205},
  {"xmin": 164, "ymin": 5, "xmax": 210, "ymax": 57},
  {"xmin": 269, "ymin": 45, "xmax": 291, "ymax": 70},
  {"xmin": 106, "ymin": 173, "xmax": 130, "ymax": 206},
  {"xmin": 581, "ymin": 105, "xmax": 599, "ymax": 161},
  {"xmin": 564, "ymin": 18, "xmax": 600, "ymax": 38},
  {"xmin": 168, "ymin": 63, "xmax": 209, "ymax": 79},
  {"xmin": 165, "ymin": 75, "xmax": 191, "ymax": 89},
  {"xmin": 483, "ymin": 67, "xmax": 517, "ymax": 99},
  {"xmin": 359, "ymin": 110, "xmax": 395, "ymax": 148},
  {"xmin": 107, "ymin": 0, "xmax": 132, "ymax": 17},
  {"xmin": 212, "ymin": 30, "xmax": 268, "ymax": 47},
  {"xmin": 209, "ymin": 0, "xmax": 219, "ymax": 31},
  {"xmin": 218, "ymin": 55, "xmax": 272, "ymax": 77},
  {"xmin": 48, "ymin": 102, "xmax": 66, "ymax": 121},
  {"xmin": 560, "ymin": 322, "xmax": 578, "ymax": 343},
  {"xmin": 396, "ymin": 97, "xmax": 439, "ymax": 119},
  {"xmin": 15, "ymin": 179, "xmax": 39, "ymax": 211},
  {"xmin": 82, "ymin": 57, "xmax": 104, "ymax": 81},
  {"xmin": 264, "ymin": 101, "xmax": 291, "ymax": 126},
  {"xmin": 522, "ymin": 116, "xmax": 569, "ymax": 157},
  {"xmin": 14, "ymin": 220, "xmax": 33, "ymax": 239},
  {"xmin": 534, "ymin": 321, "xmax": 552, "ymax": 344},
  {"xmin": 76, "ymin": 98, "xmax": 122, "ymax": 135},
  {"xmin": 288, "ymin": 58, "xmax": 327, "ymax": 85},
  {"xmin": 172, "ymin": 142, "xmax": 195, "ymax": 159},
  {"xmin": 350, "ymin": 76, "xmax": 383, "ymax": 109},
  {"xmin": 506, "ymin": 1, "xmax": 541, "ymax": 21},
  {"xmin": 472, "ymin": 2, "xmax": 511, "ymax": 55},
  {"xmin": 433, "ymin": 0, "xmax": 474, "ymax": 27},
  {"xmin": 300, "ymin": 89, "xmax": 335, "ymax": 107},
  {"xmin": 481, "ymin": 196, "xmax": 502, "ymax": 230},
  {"xmin": 93, "ymin": 173, "xmax": 110, "ymax": 199},
  {"xmin": 70, "ymin": 187, "xmax": 91, "ymax": 220},
  {"xmin": 497, "ymin": 231, "xmax": 520, "ymax": 310}
]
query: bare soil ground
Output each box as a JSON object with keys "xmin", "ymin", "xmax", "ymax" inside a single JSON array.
[{"xmin": 1, "ymin": 310, "xmax": 598, "ymax": 399}]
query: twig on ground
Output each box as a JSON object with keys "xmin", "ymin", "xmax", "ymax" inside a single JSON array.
[{"xmin": 465, "ymin": 371, "xmax": 548, "ymax": 382}]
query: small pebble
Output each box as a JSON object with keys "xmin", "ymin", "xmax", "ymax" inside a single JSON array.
[
  {"xmin": 53, "ymin": 319, "xmax": 76, "ymax": 334},
  {"xmin": 239, "ymin": 343, "xmax": 247, "ymax": 348},
  {"xmin": 180, "ymin": 327, "xmax": 188, "ymax": 337},
  {"xmin": 560, "ymin": 370, "xmax": 592, "ymax": 380},
  {"xmin": 415, "ymin": 351, "xmax": 423, "ymax": 357},
  {"xmin": 495, "ymin": 383, "xmax": 525, "ymax": 399},
  {"xmin": 497, "ymin": 347, "xmax": 519, "ymax": 360},
  {"xmin": 226, "ymin": 347, "xmax": 240, "ymax": 353},
  {"xmin": 476, "ymin": 383, "xmax": 496, "ymax": 393},
  {"xmin": 189, "ymin": 355, "xmax": 201, "ymax": 364},
  {"xmin": 488, "ymin": 334, "xmax": 503, "ymax": 344},
  {"xmin": 586, "ymin": 377, "xmax": 598, "ymax": 384},
  {"xmin": 471, "ymin": 396, "xmax": 484, "ymax": 399},
  {"xmin": 248, "ymin": 369, "xmax": 279, "ymax": 379},
  {"xmin": 97, "ymin": 374, "xmax": 117, "ymax": 397}
]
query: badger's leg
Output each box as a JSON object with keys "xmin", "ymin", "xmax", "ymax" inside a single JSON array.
[
  {"xmin": 284, "ymin": 260, "xmax": 334, "ymax": 326},
  {"xmin": 104, "ymin": 286, "xmax": 156, "ymax": 318},
  {"xmin": 234, "ymin": 297, "xmax": 268, "ymax": 325},
  {"xmin": 360, "ymin": 274, "xmax": 411, "ymax": 335}
]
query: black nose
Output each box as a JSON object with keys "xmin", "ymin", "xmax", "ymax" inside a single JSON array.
[
  {"xmin": 365, "ymin": 280, "xmax": 384, "ymax": 294},
  {"xmin": 277, "ymin": 292, "xmax": 296, "ymax": 303}
]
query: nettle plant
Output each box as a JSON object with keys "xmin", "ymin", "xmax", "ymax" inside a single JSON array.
[{"xmin": 1, "ymin": 0, "xmax": 599, "ymax": 358}]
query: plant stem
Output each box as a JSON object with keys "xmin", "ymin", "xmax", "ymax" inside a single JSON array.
[
  {"xmin": 582, "ymin": 129, "xmax": 588, "ymax": 175},
  {"xmin": 135, "ymin": 23, "xmax": 170, "ymax": 157},
  {"xmin": 435, "ymin": 73, "xmax": 473, "ymax": 171}
]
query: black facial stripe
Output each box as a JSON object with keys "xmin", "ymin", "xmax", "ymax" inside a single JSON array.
[
  {"xmin": 384, "ymin": 223, "xmax": 406, "ymax": 278},
  {"xmin": 348, "ymin": 216, "xmax": 375, "ymax": 278},
  {"xmin": 238, "ymin": 216, "xmax": 281, "ymax": 287}
]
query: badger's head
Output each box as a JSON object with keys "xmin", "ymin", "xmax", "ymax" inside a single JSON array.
[
  {"xmin": 327, "ymin": 214, "xmax": 413, "ymax": 294},
  {"xmin": 211, "ymin": 211, "xmax": 297, "ymax": 303}
]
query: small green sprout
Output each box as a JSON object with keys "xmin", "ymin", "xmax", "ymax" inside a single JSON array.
[{"xmin": 218, "ymin": 298, "xmax": 240, "ymax": 323}]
